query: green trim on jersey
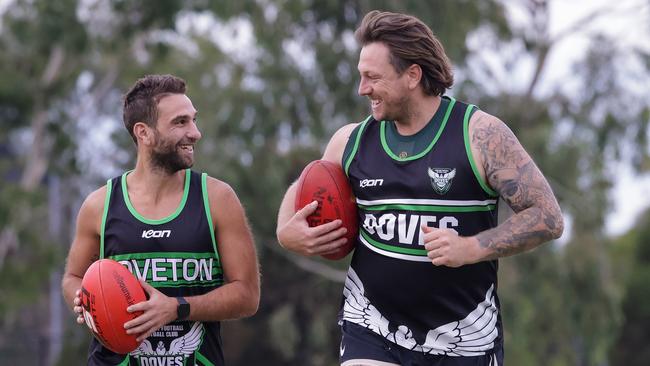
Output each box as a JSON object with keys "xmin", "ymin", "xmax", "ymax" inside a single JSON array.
[
  {"xmin": 356, "ymin": 197, "xmax": 497, "ymax": 207},
  {"xmin": 100, "ymin": 180, "xmax": 113, "ymax": 260},
  {"xmin": 360, "ymin": 230, "xmax": 427, "ymax": 256},
  {"xmin": 201, "ymin": 173, "xmax": 220, "ymax": 261},
  {"xmin": 379, "ymin": 97, "xmax": 456, "ymax": 162},
  {"xmin": 383, "ymin": 97, "xmax": 450, "ymax": 158},
  {"xmin": 117, "ymin": 356, "xmax": 129, "ymax": 366},
  {"xmin": 344, "ymin": 116, "xmax": 372, "ymax": 176},
  {"xmin": 121, "ymin": 169, "xmax": 191, "ymax": 225},
  {"xmin": 109, "ymin": 252, "xmax": 224, "ymax": 288},
  {"xmin": 196, "ymin": 351, "xmax": 216, "ymax": 366},
  {"xmin": 463, "ymin": 105, "xmax": 498, "ymax": 197},
  {"xmin": 358, "ymin": 203, "xmax": 496, "ymax": 213}
]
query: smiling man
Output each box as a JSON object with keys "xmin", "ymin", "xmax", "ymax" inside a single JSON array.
[
  {"xmin": 276, "ymin": 11, "xmax": 564, "ymax": 366},
  {"xmin": 62, "ymin": 74, "xmax": 260, "ymax": 365}
]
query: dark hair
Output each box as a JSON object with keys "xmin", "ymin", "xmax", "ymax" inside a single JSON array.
[
  {"xmin": 122, "ymin": 74, "xmax": 187, "ymax": 143},
  {"xmin": 355, "ymin": 10, "xmax": 454, "ymax": 96}
]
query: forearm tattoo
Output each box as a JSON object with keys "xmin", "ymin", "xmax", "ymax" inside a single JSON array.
[{"xmin": 472, "ymin": 114, "xmax": 564, "ymax": 259}]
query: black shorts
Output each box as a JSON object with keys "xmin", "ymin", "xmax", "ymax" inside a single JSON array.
[{"xmin": 340, "ymin": 321, "xmax": 503, "ymax": 366}]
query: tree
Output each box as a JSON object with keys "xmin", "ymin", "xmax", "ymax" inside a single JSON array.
[
  {"xmin": 458, "ymin": 1, "xmax": 650, "ymax": 364},
  {"xmin": 610, "ymin": 209, "xmax": 650, "ymax": 365},
  {"xmin": 1, "ymin": 0, "xmax": 648, "ymax": 365}
]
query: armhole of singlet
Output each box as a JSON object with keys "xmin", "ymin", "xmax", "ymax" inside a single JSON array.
[
  {"xmin": 201, "ymin": 173, "xmax": 220, "ymax": 260},
  {"xmin": 343, "ymin": 116, "xmax": 372, "ymax": 176},
  {"xmin": 99, "ymin": 179, "xmax": 112, "ymax": 260},
  {"xmin": 196, "ymin": 352, "xmax": 213, "ymax": 366},
  {"xmin": 463, "ymin": 105, "xmax": 499, "ymax": 197}
]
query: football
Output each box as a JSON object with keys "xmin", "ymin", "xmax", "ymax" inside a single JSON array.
[
  {"xmin": 80, "ymin": 259, "xmax": 146, "ymax": 354},
  {"xmin": 295, "ymin": 160, "xmax": 358, "ymax": 260}
]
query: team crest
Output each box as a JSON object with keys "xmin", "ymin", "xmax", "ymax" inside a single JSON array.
[
  {"xmin": 130, "ymin": 321, "xmax": 204, "ymax": 366},
  {"xmin": 427, "ymin": 167, "xmax": 456, "ymax": 195}
]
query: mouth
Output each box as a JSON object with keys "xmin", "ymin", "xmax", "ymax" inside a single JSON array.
[
  {"xmin": 370, "ymin": 99, "xmax": 382, "ymax": 110},
  {"xmin": 179, "ymin": 144, "xmax": 194, "ymax": 153}
]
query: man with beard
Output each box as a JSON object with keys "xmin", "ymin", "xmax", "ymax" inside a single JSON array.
[
  {"xmin": 276, "ymin": 11, "xmax": 563, "ymax": 366},
  {"xmin": 62, "ymin": 74, "xmax": 260, "ymax": 365}
]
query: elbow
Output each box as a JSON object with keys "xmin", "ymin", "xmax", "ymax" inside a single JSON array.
[
  {"xmin": 548, "ymin": 210, "xmax": 565, "ymax": 240},
  {"xmin": 240, "ymin": 283, "xmax": 260, "ymax": 318},
  {"xmin": 243, "ymin": 299, "xmax": 259, "ymax": 318},
  {"xmin": 241, "ymin": 296, "xmax": 259, "ymax": 319}
]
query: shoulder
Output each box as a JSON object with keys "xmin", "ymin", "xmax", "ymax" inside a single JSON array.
[
  {"xmin": 333, "ymin": 122, "xmax": 362, "ymax": 142},
  {"xmin": 323, "ymin": 121, "xmax": 364, "ymax": 165},
  {"xmin": 203, "ymin": 176, "xmax": 238, "ymax": 203},
  {"xmin": 468, "ymin": 109, "xmax": 507, "ymax": 131},
  {"xmin": 81, "ymin": 185, "xmax": 109, "ymax": 217},
  {"xmin": 468, "ymin": 109, "xmax": 520, "ymax": 149},
  {"xmin": 75, "ymin": 185, "xmax": 109, "ymax": 233},
  {"xmin": 202, "ymin": 176, "xmax": 249, "ymax": 229}
]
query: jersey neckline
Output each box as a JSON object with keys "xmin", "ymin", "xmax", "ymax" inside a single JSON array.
[
  {"xmin": 120, "ymin": 169, "xmax": 191, "ymax": 225},
  {"xmin": 379, "ymin": 97, "xmax": 456, "ymax": 162}
]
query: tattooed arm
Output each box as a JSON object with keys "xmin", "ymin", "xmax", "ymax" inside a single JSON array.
[
  {"xmin": 470, "ymin": 111, "xmax": 564, "ymax": 259},
  {"xmin": 422, "ymin": 110, "xmax": 562, "ymax": 267}
]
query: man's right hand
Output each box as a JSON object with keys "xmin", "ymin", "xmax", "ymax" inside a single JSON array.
[
  {"xmin": 276, "ymin": 200, "xmax": 348, "ymax": 256},
  {"xmin": 73, "ymin": 289, "xmax": 86, "ymax": 325}
]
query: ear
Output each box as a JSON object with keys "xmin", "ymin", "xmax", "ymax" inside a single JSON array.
[
  {"xmin": 405, "ymin": 64, "xmax": 422, "ymax": 90},
  {"xmin": 133, "ymin": 122, "xmax": 154, "ymax": 146}
]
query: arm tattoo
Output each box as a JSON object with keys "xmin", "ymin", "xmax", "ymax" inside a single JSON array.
[{"xmin": 472, "ymin": 114, "xmax": 564, "ymax": 259}]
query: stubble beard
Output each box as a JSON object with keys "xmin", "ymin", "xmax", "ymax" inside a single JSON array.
[
  {"xmin": 150, "ymin": 135, "xmax": 193, "ymax": 175},
  {"xmin": 381, "ymin": 94, "xmax": 412, "ymax": 124}
]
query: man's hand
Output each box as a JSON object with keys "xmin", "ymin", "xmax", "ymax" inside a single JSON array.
[
  {"xmin": 277, "ymin": 200, "xmax": 348, "ymax": 256},
  {"xmin": 422, "ymin": 226, "xmax": 485, "ymax": 267},
  {"xmin": 73, "ymin": 289, "xmax": 85, "ymax": 325},
  {"xmin": 124, "ymin": 281, "xmax": 178, "ymax": 342}
]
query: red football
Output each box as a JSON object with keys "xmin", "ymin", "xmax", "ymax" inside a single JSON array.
[
  {"xmin": 295, "ymin": 160, "xmax": 358, "ymax": 260},
  {"xmin": 80, "ymin": 259, "xmax": 146, "ymax": 354}
]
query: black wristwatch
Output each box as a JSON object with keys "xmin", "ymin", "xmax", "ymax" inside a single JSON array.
[{"xmin": 176, "ymin": 296, "xmax": 190, "ymax": 321}]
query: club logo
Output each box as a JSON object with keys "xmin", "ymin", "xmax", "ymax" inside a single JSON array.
[{"xmin": 427, "ymin": 167, "xmax": 456, "ymax": 195}]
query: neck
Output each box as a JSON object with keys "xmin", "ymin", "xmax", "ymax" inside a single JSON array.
[
  {"xmin": 394, "ymin": 94, "xmax": 441, "ymax": 136},
  {"xmin": 129, "ymin": 155, "xmax": 186, "ymax": 198}
]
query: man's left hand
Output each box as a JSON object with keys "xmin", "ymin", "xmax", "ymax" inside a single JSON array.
[
  {"xmin": 422, "ymin": 226, "xmax": 483, "ymax": 267},
  {"xmin": 124, "ymin": 280, "xmax": 178, "ymax": 342}
]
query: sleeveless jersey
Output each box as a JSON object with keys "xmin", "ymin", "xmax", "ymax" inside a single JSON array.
[
  {"xmin": 341, "ymin": 97, "xmax": 504, "ymax": 357},
  {"xmin": 89, "ymin": 169, "xmax": 224, "ymax": 366}
]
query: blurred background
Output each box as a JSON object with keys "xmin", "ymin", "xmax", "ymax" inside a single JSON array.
[{"xmin": 1, "ymin": 0, "xmax": 649, "ymax": 365}]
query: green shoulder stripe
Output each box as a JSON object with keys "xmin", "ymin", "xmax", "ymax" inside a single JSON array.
[
  {"xmin": 202, "ymin": 173, "xmax": 220, "ymax": 261},
  {"xmin": 344, "ymin": 116, "xmax": 372, "ymax": 176},
  {"xmin": 100, "ymin": 179, "xmax": 112, "ymax": 260},
  {"xmin": 463, "ymin": 105, "xmax": 498, "ymax": 197}
]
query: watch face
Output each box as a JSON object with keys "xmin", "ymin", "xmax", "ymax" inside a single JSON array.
[{"xmin": 177, "ymin": 297, "xmax": 190, "ymax": 320}]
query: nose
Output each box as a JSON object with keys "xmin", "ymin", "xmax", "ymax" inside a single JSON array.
[
  {"xmin": 188, "ymin": 120, "xmax": 202, "ymax": 142},
  {"xmin": 358, "ymin": 77, "xmax": 371, "ymax": 96}
]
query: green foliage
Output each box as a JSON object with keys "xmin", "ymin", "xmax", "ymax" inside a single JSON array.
[
  {"xmin": 0, "ymin": 0, "xmax": 648, "ymax": 365},
  {"xmin": 0, "ymin": 184, "xmax": 60, "ymax": 318},
  {"xmin": 610, "ymin": 210, "xmax": 650, "ymax": 365}
]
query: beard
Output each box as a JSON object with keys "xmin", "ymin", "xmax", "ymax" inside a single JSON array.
[
  {"xmin": 150, "ymin": 133, "xmax": 193, "ymax": 174},
  {"xmin": 374, "ymin": 94, "xmax": 411, "ymax": 123}
]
